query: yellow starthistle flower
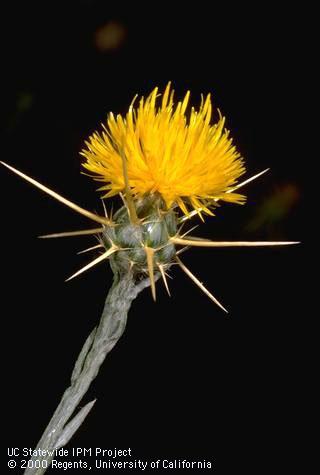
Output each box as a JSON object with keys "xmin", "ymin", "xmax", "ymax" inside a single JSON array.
[
  {"xmin": 81, "ymin": 82, "xmax": 246, "ymax": 217},
  {"xmin": 0, "ymin": 83, "xmax": 298, "ymax": 310}
]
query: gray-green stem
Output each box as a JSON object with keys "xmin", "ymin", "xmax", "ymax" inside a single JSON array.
[{"xmin": 24, "ymin": 271, "xmax": 157, "ymax": 475}]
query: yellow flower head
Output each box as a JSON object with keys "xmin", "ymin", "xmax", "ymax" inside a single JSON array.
[
  {"xmin": 81, "ymin": 83, "xmax": 246, "ymax": 217},
  {"xmin": 1, "ymin": 82, "xmax": 297, "ymax": 310}
]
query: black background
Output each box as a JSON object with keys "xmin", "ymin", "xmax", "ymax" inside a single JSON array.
[{"xmin": 1, "ymin": 2, "xmax": 310, "ymax": 474}]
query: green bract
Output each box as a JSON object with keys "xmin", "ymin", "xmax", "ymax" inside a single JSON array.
[{"xmin": 101, "ymin": 195, "xmax": 178, "ymax": 275}]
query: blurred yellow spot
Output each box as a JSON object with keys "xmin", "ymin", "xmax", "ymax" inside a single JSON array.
[
  {"xmin": 246, "ymin": 183, "xmax": 300, "ymax": 232},
  {"xmin": 94, "ymin": 21, "xmax": 126, "ymax": 51}
]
